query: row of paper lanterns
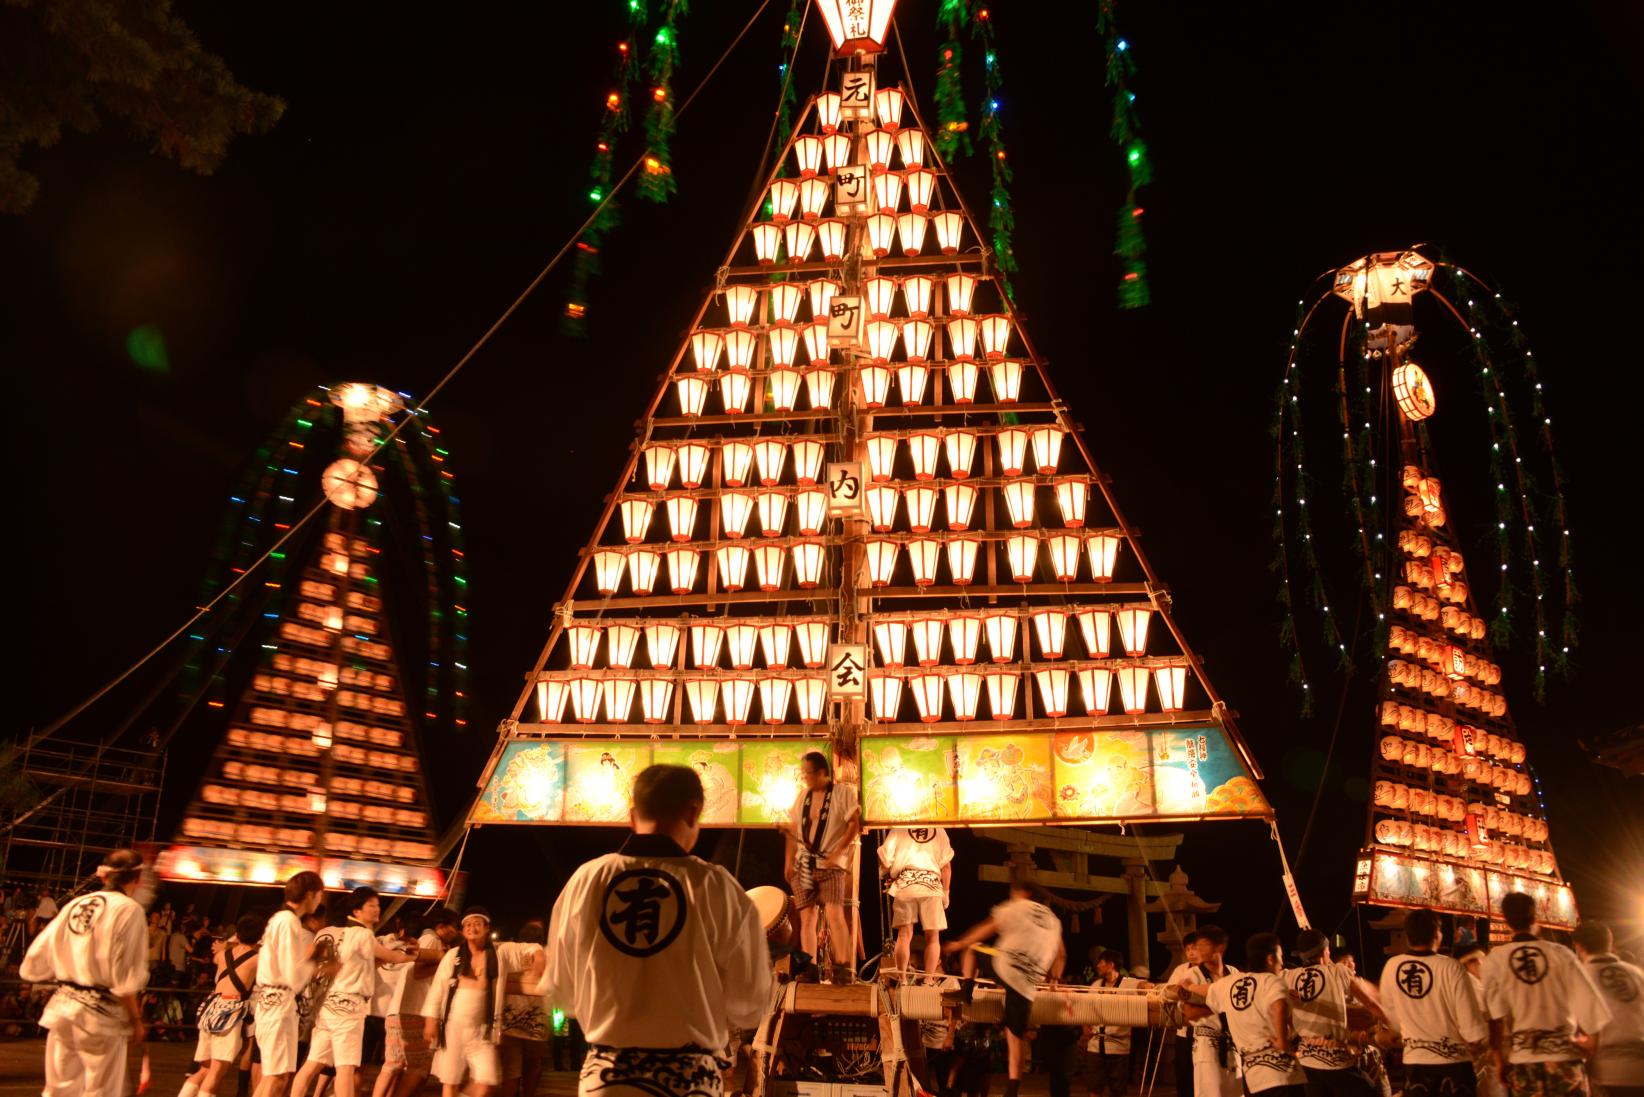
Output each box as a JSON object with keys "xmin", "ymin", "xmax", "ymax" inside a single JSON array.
[
  {"xmin": 535, "ymin": 664, "xmax": 1189, "ymax": 726},
  {"xmin": 1386, "ymin": 658, "xmax": 1509, "ymax": 717},
  {"xmin": 750, "ymin": 210, "xmax": 965, "ymax": 265},
  {"xmin": 790, "ymin": 121, "xmax": 926, "ymax": 179},
  {"xmin": 690, "ymin": 312, "xmax": 1013, "ymax": 370},
  {"xmin": 1372, "ymin": 820, "xmax": 1557, "ymax": 874},
  {"xmin": 712, "ymin": 274, "xmax": 987, "ymax": 329},
  {"xmin": 1372, "ymin": 782, "xmax": 1549, "ymax": 842},
  {"xmin": 1378, "ymin": 701, "xmax": 1526, "ymax": 764},
  {"xmin": 768, "ymin": 164, "xmax": 941, "ymax": 223},
  {"xmin": 673, "ymin": 358, "xmax": 1030, "ymax": 414},
  {"xmin": 1384, "ymin": 630, "xmax": 1502, "ymax": 686},
  {"xmin": 1377, "ymin": 734, "xmax": 1532, "ymax": 794}
]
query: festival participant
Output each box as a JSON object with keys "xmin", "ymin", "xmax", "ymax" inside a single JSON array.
[
  {"xmin": 188, "ymin": 914, "xmax": 269, "ymax": 1097},
  {"xmin": 783, "ymin": 752, "xmax": 861, "ymax": 985},
  {"xmin": 878, "ymin": 826, "xmax": 954, "ymax": 980},
  {"xmin": 1377, "ymin": 909, "xmax": 1488, "ymax": 1097},
  {"xmin": 1483, "ymin": 893, "xmax": 1612, "ymax": 1097},
  {"xmin": 422, "ymin": 908, "xmax": 543, "ymax": 1097},
  {"xmin": 943, "ymin": 874, "xmax": 1068, "ymax": 1097},
  {"xmin": 1085, "ymin": 949, "xmax": 1150, "ymax": 1097},
  {"xmin": 498, "ymin": 921, "xmax": 549, "ymax": 1097},
  {"xmin": 1284, "ymin": 929, "xmax": 1385, "ymax": 1097},
  {"xmin": 20, "ymin": 848, "xmax": 150, "ymax": 1097},
  {"xmin": 542, "ymin": 763, "xmax": 773, "ymax": 1097},
  {"xmin": 1183, "ymin": 927, "xmax": 1241, "ymax": 1097},
  {"xmin": 254, "ymin": 871, "xmax": 328, "ymax": 1097},
  {"xmin": 1572, "ymin": 921, "xmax": 1644, "ymax": 1097},
  {"xmin": 293, "ymin": 889, "xmax": 418, "ymax": 1097},
  {"xmin": 1179, "ymin": 934, "xmax": 1306, "ymax": 1097},
  {"xmin": 384, "ymin": 909, "xmax": 458, "ymax": 1097},
  {"xmin": 1166, "ymin": 936, "xmax": 1205, "ymax": 1097},
  {"xmin": 1453, "ymin": 940, "xmax": 1506, "ymax": 1097}
]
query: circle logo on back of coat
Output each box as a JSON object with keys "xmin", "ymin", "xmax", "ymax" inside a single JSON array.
[
  {"xmin": 908, "ymin": 828, "xmax": 935, "ymax": 843},
  {"xmin": 67, "ymin": 896, "xmax": 105, "ymax": 936},
  {"xmin": 1508, "ymin": 946, "xmax": 1547, "ymax": 985},
  {"xmin": 598, "ymin": 868, "xmax": 688, "ymax": 958},
  {"xmin": 1292, "ymin": 967, "xmax": 1325, "ymax": 1002},
  {"xmin": 1229, "ymin": 975, "xmax": 1257, "ymax": 1011}
]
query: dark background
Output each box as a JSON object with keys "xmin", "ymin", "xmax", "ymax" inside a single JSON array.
[{"xmin": 7, "ymin": 1, "xmax": 1643, "ymax": 972}]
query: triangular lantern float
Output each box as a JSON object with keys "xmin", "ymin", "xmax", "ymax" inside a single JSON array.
[
  {"xmin": 159, "ymin": 384, "xmax": 443, "ymax": 895},
  {"xmin": 473, "ymin": 43, "xmax": 1270, "ymax": 831}
]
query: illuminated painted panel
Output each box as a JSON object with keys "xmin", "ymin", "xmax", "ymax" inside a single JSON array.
[
  {"xmin": 652, "ymin": 741, "xmax": 741, "ymax": 825},
  {"xmin": 1356, "ymin": 847, "xmax": 1577, "ymax": 929},
  {"xmin": 1147, "ymin": 728, "xmax": 1268, "ymax": 817},
  {"xmin": 956, "ymin": 734, "xmax": 1055, "ymax": 821},
  {"xmin": 1051, "ymin": 731, "xmax": 1152, "ymax": 818},
  {"xmin": 862, "ymin": 736, "xmax": 958, "ymax": 823},
  {"xmin": 563, "ymin": 743, "xmax": 654, "ymax": 822},
  {"xmin": 473, "ymin": 740, "xmax": 566, "ymax": 823},
  {"xmin": 157, "ymin": 845, "xmax": 444, "ymax": 898},
  {"xmin": 737, "ymin": 739, "xmax": 828, "ymax": 825}
]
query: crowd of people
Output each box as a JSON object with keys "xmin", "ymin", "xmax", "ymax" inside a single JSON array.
[{"xmin": 12, "ymin": 760, "xmax": 1644, "ymax": 1097}]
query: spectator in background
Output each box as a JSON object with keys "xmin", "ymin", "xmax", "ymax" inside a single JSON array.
[
  {"xmin": 164, "ymin": 918, "xmax": 194, "ymax": 988},
  {"xmin": 498, "ymin": 920, "xmax": 549, "ymax": 1097},
  {"xmin": 148, "ymin": 911, "xmax": 168, "ymax": 971},
  {"xmin": 1087, "ymin": 949, "xmax": 1149, "ymax": 1097}
]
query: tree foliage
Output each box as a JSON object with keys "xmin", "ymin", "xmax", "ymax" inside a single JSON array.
[{"xmin": 0, "ymin": 0, "xmax": 284, "ymax": 213}]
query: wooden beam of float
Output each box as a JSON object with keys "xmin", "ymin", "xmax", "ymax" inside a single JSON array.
[{"xmin": 776, "ymin": 981, "xmax": 1163, "ymax": 1027}]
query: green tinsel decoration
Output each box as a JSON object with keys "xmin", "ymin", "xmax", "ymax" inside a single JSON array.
[
  {"xmin": 639, "ymin": 1, "xmax": 686, "ymax": 204},
  {"xmin": 1097, "ymin": 0, "xmax": 1151, "ymax": 308},
  {"xmin": 774, "ymin": 0, "xmax": 802, "ymax": 163},
  {"xmin": 933, "ymin": 0, "xmax": 972, "ymax": 162},
  {"xmin": 971, "ymin": 6, "xmax": 1016, "ymax": 294}
]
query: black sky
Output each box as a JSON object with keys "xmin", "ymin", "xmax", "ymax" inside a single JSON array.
[{"xmin": 7, "ymin": 2, "xmax": 1643, "ymax": 962}]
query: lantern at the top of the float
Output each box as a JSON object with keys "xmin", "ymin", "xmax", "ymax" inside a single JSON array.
[
  {"xmin": 329, "ymin": 383, "xmax": 403, "ymax": 424},
  {"xmin": 1392, "ymin": 360, "xmax": 1437, "ymax": 422},
  {"xmin": 816, "ymin": 0, "xmax": 896, "ymax": 55},
  {"xmin": 1329, "ymin": 249, "xmax": 1435, "ymax": 316}
]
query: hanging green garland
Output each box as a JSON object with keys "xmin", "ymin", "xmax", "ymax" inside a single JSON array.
[
  {"xmin": 774, "ymin": 0, "xmax": 803, "ymax": 162},
  {"xmin": 933, "ymin": 0, "xmax": 972, "ymax": 163},
  {"xmin": 1097, "ymin": 0, "xmax": 1151, "ymax": 308},
  {"xmin": 970, "ymin": 5, "xmax": 1016, "ymax": 294},
  {"xmin": 639, "ymin": 0, "xmax": 687, "ymax": 203}
]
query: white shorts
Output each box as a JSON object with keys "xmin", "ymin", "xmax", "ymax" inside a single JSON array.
[
  {"xmin": 891, "ymin": 893, "xmax": 947, "ymax": 931},
  {"xmin": 195, "ymin": 1018, "xmax": 246, "ymax": 1064},
  {"xmin": 46, "ymin": 1026, "xmax": 127, "ymax": 1097},
  {"xmin": 254, "ymin": 990, "xmax": 300, "ymax": 1075},
  {"xmin": 434, "ymin": 1018, "xmax": 501, "ymax": 1087},
  {"xmin": 307, "ymin": 995, "xmax": 369, "ymax": 1068}
]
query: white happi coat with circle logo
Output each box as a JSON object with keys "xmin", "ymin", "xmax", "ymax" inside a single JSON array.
[
  {"xmin": 1376, "ymin": 950, "xmax": 1488, "ymax": 1065},
  {"xmin": 1482, "ymin": 936, "xmax": 1611, "ymax": 1064}
]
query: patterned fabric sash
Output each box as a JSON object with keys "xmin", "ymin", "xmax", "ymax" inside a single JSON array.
[
  {"xmin": 1510, "ymin": 1026, "xmax": 1577, "ymax": 1057},
  {"xmin": 1298, "ymin": 1038, "xmax": 1358, "ymax": 1069},
  {"xmin": 52, "ymin": 983, "xmax": 118, "ymax": 1015},
  {"xmin": 1238, "ymin": 1046, "xmax": 1299, "ymax": 1074},
  {"xmin": 580, "ymin": 1045, "xmax": 732, "ymax": 1097},
  {"xmin": 1405, "ymin": 1036, "xmax": 1474, "ymax": 1061},
  {"xmin": 199, "ymin": 993, "xmax": 251, "ymax": 1036}
]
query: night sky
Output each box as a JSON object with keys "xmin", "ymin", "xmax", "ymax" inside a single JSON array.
[{"xmin": 8, "ymin": 2, "xmax": 1643, "ymax": 967}]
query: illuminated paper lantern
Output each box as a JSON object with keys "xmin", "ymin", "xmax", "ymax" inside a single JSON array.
[
  {"xmin": 944, "ymin": 273, "xmax": 977, "ymax": 316},
  {"xmin": 1006, "ymin": 534, "xmax": 1038, "ymax": 582},
  {"xmin": 907, "ymin": 538, "xmax": 941, "ymax": 586},
  {"xmin": 947, "ymin": 317, "xmax": 978, "ymax": 361},
  {"xmin": 757, "ymin": 491, "xmax": 789, "ymax": 536},
  {"xmin": 874, "ymin": 620, "xmax": 909, "ymax": 668},
  {"xmin": 768, "ymin": 368, "xmax": 803, "ymax": 412},
  {"xmin": 897, "ymin": 213, "xmax": 929, "ymax": 256},
  {"xmin": 724, "ymin": 329, "xmax": 757, "ymax": 372},
  {"xmin": 860, "ymin": 363, "xmax": 893, "ymax": 408},
  {"xmin": 1115, "ymin": 608, "xmax": 1151, "ymax": 656},
  {"xmin": 569, "ymin": 676, "xmax": 601, "ymax": 722},
  {"xmin": 1030, "ymin": 427, "xmax": 1064, "ymax": 473},
  {"xmin": 796, "ymin": 621, "xmax": 830, "ymax": 668},
  {"xmin": 874, "ymin": 86, "xmax": 904, "ymax": 128},
  {"xmin": 768, "ymin": 179, "xmax": 798, "ymax": 223},
  {"xmin": 996, "ymin": 428, "xmax": 1029, "ymax": 475},
  {"xmin": 872, "ymin": 171, "xmax": 903, "ymax": 214},
  {"xmin": 601, "ymin": 679, "xmax": 636, "ymax": 723},
  {"xmin": 691, "ymin": 623, "xmax": 725, "ymax": 668},
  {"xmin": 715, "ymin": 544, "xmax": 750, "ymax": 592},
  {"xmin": 676, "ymin": 442, "xmax": 710, "ymax": 488},
  {"xmin": 643, "ymin": 444, "xmax": 676, "ymax": 490},
  {"xmin": 910, "ymin": 674, "xmax": 945, "ymax": 723},
  {"xmin": 685, "ymin": 678, "xmax": 719, "ymax": 724},
  {"xmin": 1155, "ymin": 665, "xmax": 1188, "ymax": 712},
  {"xmin": 537, "ymin": 679, "xmax": 568, "ymax": 722},
  {"xmin": 759, "ymin": 624, "xmax": 792, "ymax": 668},
  {"xmin": 865, "ymin": 540, "xmax": 900, "ymax": 586},
  {"xmin": 944, "ymin": 482, "xmax": 978, "ymax": 530},
  {"xmin": 719, "ymin": 491, "xmax": 753, "ymax": 538},
  {"xmin": 903, "ymin": 273, "xmax": 934, "ymax": 316},
  {"xmin": 751, "ymin": 223, "xmax": 781, "ymax": 266},
  {"xmin": 932, "ymin": 210, "xmax": 962, "ymax": 253},
  {"xmin": 665, "ymin": 496, "xmax": 699, "ymax": 541},
  {"xmin": 866, "ymin": 435, "xmax": 898, "ymax": 481},
  {"xmin": 947, "ymin": 360, "xmax": 980, "ymax": 404},
  {"xmin": 759, "ymin": 677, "xmax": 792, "ymax": 724},
  {"xmin": 866, "ymin": 485, "xmax": 899, "ymax": 531},
  {"xmin": 1031, "ymin": 609, "xmax": 1069, "ymax": 659},
  {"xmin": 904, "ymin": 486, "xmax": 938, "ymax": 532},
  {"xmin": 816, "ymin": 220, "xmax": 847, "ymax": 262},
  {"xmin": 946, "ymin": 537, "xmax": 979, "ymax": 584},
  {"xmin": 985, "ymin": 671, "xmax": 1020, "ymax": 719},
  {"xmin": 906, "ymin": 170, "xmax": 936, "ymax": 214},
  {"xmin": 1392, "ymin": 361, "xmax": 1436, "ymax": 422},
  {"xmin": 720, "ymin": 441, "xmax": 754, "ymax": 487},
  {"xmin": 791, "ymin": 439, "xmax": 825, "ymax": 485},
  {"xmin": 675, "ymin": 375, "xmax": 709, "ymax": 417},
  {"xmin": 1047, "ymin": 534, "xmax": 1081, "ymax": 581},
  {"xmin": 753, "ymin": 544, "xmax": 785, "ymax": 591},
  {"xmin": 806, "ymin": 366, "xmax": 836, "ymax": 409},
  {"xmin": 665, "ymin": 547, "xmax": 699, "ymax": 593},
  {"xmin": 769, "ymin": 282, "xmax": 804, "ymax": 325},
  {"xmin": 950, "ymin": 671, "xmax": 982, "ymax": 720},
  {"xmin": 768, "ymin": 328, "xmax": 799, "ymax": 371},
  {"xmin": 1077, "ymin": 668, "xmax": 1112, "ymax": 715},
  {"xmin": 1074, "ymin": 609, "xmax": 1111, "ymax": 657},
  {"xmin": 816, "ymin": 91, "xmax": 842, "ymax": 132},
  {"xmin": 567, "ymin": 625, "xmax": 601, "ymax": 670},
  {"xmin": 592, "ymin": 550, "xmax": 625, "ymax": 595},
  {"xmin": 725, "ymin": 285, "xmax": 758, "ymax": 327},
  {"xmin": 897, "ymin": 362, "xmax": 930, "ymax": 406},
  {"xmin": 639, "ymin": 679, "xmax": 674, "ymax": 724},
  {"xmin": 983, "ymin": 612, "xmax": 1017, "ymax": 663},
  {"xmin": 723, "ymin": 678, "xmax": 755, "ymax": 726},
  {"xmin": 794, "ymin": 489, "xmax": 827, "ymax": 535},
  {"xmin": 822, "ymin": 133, "xmax": 851, "ymax": 174},
  {"xmin": 628, "ymin": 550, "xmax": 660, "ymax": 594},
  {"xmin": 1034, "ymin": 668, "xmax": 1071, "ymax": 718},
  {"xmin": 1055, "ymin": 478, "xmax": 1088, "ymax": 527},
  {"xmin": 949, "ymin": 616, "xmax": 981, "ymax": 665},
  {"xmin": 870, "ymin": 675, "xmax": 904, "ymax": 722},
  {"xmin": 725, "ymin": 625, "xmax": 759, "ymax": 670},
  {"xmin": 909, "ymin": 617, "xmax": 944, "ymax": 666},
  {"xmin": 793, "ymin": 135, "xmax": 823, "ymax": 177},
  {"xmin": 895, "ymin": 128, "xmax": 926, "ymax": 169},
  {"xmin": 1002, "ymin": 480, "xmax": 1036, "ymax": 528},
  {"xmin": 866, "ymin": 213, "xmax": 897, "ymax": 257},
  {"xmin": 606, "ymin": 624, "xmax": 640, "ymax": 668},
  {"xmin": 799, "ymin": 176, "xmax": 830, "ymax": 220},
  {"xmin": 783, "ymin": 220, "xmax": 816, "ymax": 264},
  {"xmin": 619, "ymin": 499, "xmax": 653, "ymax": 544},
  {"xmin": 864, "ymin": 276, "xmax": 897, "ymax": 319},
  {"xmin": 645, "ymin": 622, "xmax": 681, "ymax": 667},
  {"xmin": 690, "ymin": 330, "xmax": 724, "ymax": 372},
  {"xmin": 979, "ymin": 315, "xmax": 1012, "ymax": 360},
  {"xmin": 1085, "ymin": 533, "xmax": 1121, "ymax": 581},
  {"xmin": 1115, "ymin": 666, "xmax": 1149, "ymax": 714},
  {"xmin": 988, "ymin": 360, "xmax": 1024, "ymax": 403},
  {"xmin": 794, "ymin": 677, "xmax": 827, "ymax": 723},
  {"xmin": 719, "ymin": 372, "xmax": 752, "ymax": 414},
  {"xmin": 902, "ymin": 318, "xmax": 934, "ymax": 362}
]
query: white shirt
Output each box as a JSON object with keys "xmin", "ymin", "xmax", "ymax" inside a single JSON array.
[
  {"xmin": 1087, "ymin": 975, "xmax": 1142, "ymax": 1055},
  {"xmin": 1205, "ymin": 971, "xmax": 1305, "ymax": 1093},
  {"xmin": 989, "ymin": 898, "xmax": 1061, "ymax": 1001},
  {"xmin": 542, "ymin": 832, "xmax": 773, "ymax": 1049},
  {"xmin": 372, "ymin": 933, "xmax": 406, "ymax": 1017},
  {"xmin": 391, "ymin": 930, "xmax": 444, "ymax": 1015},
  {"xmin": 879, "ymin": 828, "xmax": 953, "ymax": 899},
  {"xmin": 322, "ymin": 922, "xmax": 379, "ymax": 1000},
  {"xmin": 257, "ymin": 908, "xmax": 315, "ymax": 993},
  {"xmin": 1285, "ymin": 963, "xmax": 1357, "ymax": 1070},
  {"xmin": 1482, "ymin": 936, "xmax": 1612, "ymax": 1063},
  {"xmin": 1190, "ymin": 960, "xmax": 1242, "ymax": 1050},
  {"xmin": 1167, "ymin": 962, "xmax": 1196, "ymax": 1036},
  {"xmin": 20, "ymin": 889, "xmax": 149, "ymax": 1035},
  {"xmin": 1585, "ymin": 955, "xmax": 1644, "ymax": 1087},
  {"xmin": 1377, "ymin": 950, "xmax": 1487, "ymax": 1064},
  {"xmin": 789, "ymin": 782, "xmax": 860, "ymax": 868},
  {"xmin": 420, "ymin": 940, "xmax": 538, "ymax": 1045}
]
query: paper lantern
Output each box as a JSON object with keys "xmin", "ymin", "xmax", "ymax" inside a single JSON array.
[
  {"xmin": 815, "ymin": 91, "xmax": 842, "ymax": 133},
  {"xmin": 794, "ymin": 677, "xmax": 827, "ymax": 723},
  {"xmin": 866, "ymin": 435, "xmax": 898, "ymax": 481},
  {"xmin": 907, "ymin": 538, "xmax": 941, "ymax": 586},
  {"xmin": 1055, "ymin": 478, "xmax": 1088, "ymax": 527},
  {"xmin": 866, "ymin": 540, "xmax": 900, "ymax": 586},
  {"xmin": 684, "ymin": 678, "xmax": 718, "ymax": 724},
  {"xmin": 950, "ymin": 671, "xmax": 982, "ymax": 720},
  {"xmin": 753, "ymin": 544, "xmax": 786, "ymax": 591},
  {"xmin": 902, "ymin": 318, "xmax": 934, "ymax": 362},
  {"xmin": 996, "ymin": 428, "xmax": 1029, "ymax": 476},
  {"xmin": 1006, "ymin": 534, "xmax": 1038, "ymax": 582},
  {"xmin": 1034, "ymin": 669, "xmax": 1072, "ymax": 718},
  {"xmin": 722, "ymin": 678, "xmax": 755, "ymax": 726},
  {"xmin": 1154, "ymin": 666, "xmax": 1188, "ymax": 712},
  {"xmin": 903, "ymin": 273, "xmax": 934, "ymax": 316},
  {"xmin": 566, "ymin": 625, "xmax": 601, "ymax": 670},
  {"xmin": 816, "ymin": 219, "xmax": 847, "ymax": 262},
  {"xmin": 757, "ymin": 492, "xmax": 788, "ymax": 537},
  {"xmin": 897, "ymin": 362, "xmax": 930, "ymax": 405},
  {"xmin": 866, "ymin": 213, "xmax": 897, "ymax": 257},
  {"xmin": 1002, "ymin": 480, "xmax": 1036, "ymax": 528},
  {"xmin": 947, "ymin": 317, "xmax": 978, "ymax": 361},
  {"xmin": 1031, "ymin": 609, "xmax": 1069, "ymax": 659},
  {"xmin": 719, "ymin": 491, "xmax": 753, "ymax": 538},
  {"xmin": 645, "ymin": 622, "xmax": 681, "ymax": 667},
  {"xmin": 932, "ymin": 210, "xmax": 962, "ymax": 253},
  {"xmin": 759, "ymin": 677, "xmax": 792, "ymax": 724},
  {"xmin": 793, "ymin": 135, "xmax": 823, "ymax": 177},
  {"xmin": 715, "ymin": 544, "xmax": 750, "ymax": 592},
  {"xmin": 785, "ymin": 439, "xmax": 822, "ymax": 486},
  {"xmin": 592, "ymin": 550, "xmax": 625, "ymax": 595},
  {"xmin": 639, "ymin": 679, "xmax": 674, "ymax": 724},
  {"xmin": 1392, "ymin": 361, "xmax": 1436, "ymax": 422},
  {"xmin": 628, "ymin": 550, "xmax": 660, "ymax": 595},
  {"xmin": 866, "ymin": 485, "xmax": 899, "ymax": 532},
  {"xmin": 619, "ymin": 499, "xmax": 654, "ymax": 544},
  {"xmin": 1115, "ymin": 666, "xmax": 1149, "ymax": 715},
  {"xmin": 983, "ymin": 612, "xmax": 1017, "ymax": 663},
  {"xmin": 1085, "ymin": 533, "xmax": 1121, "ymax": 581},
  {"xmin": 690, "ymin": 623, "xmax": 724, "ymax": 668},
  {"xmin": 607, "ymin": 625, "xmax": 640, "ymax": 669},
  {"xmin": 1077, "ymin": 668, "xmax": 1112, "ymax": 715},
  {"xmin": 908, "ymin": 673, "xmax": 944, "ymax": 723},
  {"xmin": 1047, "ymin": 534, "xmax": 1082, "ymax": 582},
  {"xmin": 665, "ymin": 547, "xmax": 699, "ymax": 593},
  {"xmin": 904, "ymin": 486, "xmax": 938, "ymax": 532},
  {"xmin": 665, "ymin": 496, "xmax": 699, "ymax": 541},
  {"xmin": 719, "ymin": 441, "xmax": 754, "ymax": 487},
  {"xmin": 946, "ymin": 537, "xmax": 980, "ymax": 585},
  {"xmin": 768, "ymin": 328, "xmax": 800, "ymax": 371},
  {"xmin": 897, "ymin": 212, "xmax": 929, "ymax": 256},
  {"xmin": 979, "ymin": 315, "xmax": 1012, "ymax": 360},
  {"xmin": 643, "ymin": 444, "xmax": 676, "ymax": 491},
  {"xmin": 874, "ymin": 620, "xmax": 908, "ymax": 668},
  {"xmin": 537, "ymin": 679, "xmax": 569, "ymax": 722},
  {"xmin": 722, "ymin": 329, "xmax": 756, "ymax": 372},
  {"xmin": 988, "ymin": 360, "xmax": 1024, "ymax": 403},
  {"xmin": 601, "ymin": 679, "xmax": 637, "ymax": 723},
  {"xmin": 905, "ymin": 170, "xmax": 935, "ymax": 214},
  {"xmin": 794, "ymin": 489, "xmax": 827, "ymax": 535},
  {"xmin": 895, "ymin": 128, "xmax": 926, "ymax": 169},
  {"xmin": 863, "ymin": 275, "xmax": 897, "ymax": 319},
  {"xmin": 908, "ymin": 617, "xmax": 945, "ymax": 666},
  {"xmin": 822, "ymin": 133, "xmax": 851, "ymax": 174},
  {"xmin": 948, "ymin": 616, "xmax": 981, "ymax": 665},
  {"xmin": 806, "ymin": 366, "xmax": 836, "ymax": 409},
  {"xmin": 675, "ymin": 375, "xmax": 710, "ymax": 417},
  {"xmin": 690, "ymin": 330, "xmax": 724, "ymax": 372},
  {"xmin": 1074, "ymin": 609, "xmax": 1111, "ymax": 657},
  {"xmin": 768, "ymin": 368, "xmax": 803, "ymax": 412},
  {"xmin": 947, "ymin": 360, "xmax": 980, "ymax": 404},
  {"xmin": 1115, "ymin": 608, "xmax": 1151, "ymax": 656},
  {"xmin": 675, "ymin": 442, "xmax": 710, "ymax": 489},
  {"xmin": 940, "ymin": 274, "xmax": 975, "ymax": 318},
  {"xmin": 569, "ymin": 676, "xmax": 601, "ymax": 722},
  {"xmin": 944, "ymin": 482, "xmax": 978, "ymax": 531},
  {"xmin": 873, "ymin": 171, "xmax": 903, "ymax": 214},
  {"xmin": 866, "ymin": 319, "xmax": 898, "ymax": 362},
  {"xmin": 758, "ymin": 624, "xmax": 792, "ymax": 669},
  {"xmin": 724, "ymin": 625, "xmax": 758, "ymax": 670},
  {"xmin": 894, "ymin": 433, "xmax": 936, "ymax": 482},
  {"xmin": 719, "ymin": 372, "xmax": 752, "ymax": 414},
  {"xmin": 870, "ymin": 675, "xmax": 903, "ymax": 722},
  {"xmin": 768, "ymin": 179, "xmax": 799, "ymax": 223},
  {"xmin": 874, "ymin": 86, "xmax": 904, "ymax": 128},
  {"xmin": 751, "ymin": 223, "xmax": 781, "ymax": 266},
  {"xmin": 1030, "ymin": 427, "xmax": 1064, "ymax": 473},
  {"xmin": 795, "ymin": 622, "xmax": 830, "ymax": 668},
  {"xmin": 985, "ymin": 671, "xmax": 1020, "ymax": 719},
  {"xmin": 723, "ymin": 284, "xmax": 758, "ymax": 327},
  {"xmin": 799, "ymin": 176, "xmax": 830, "ymax": 220}
]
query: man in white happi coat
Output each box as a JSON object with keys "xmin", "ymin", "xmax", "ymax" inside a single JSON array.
[
  {"xmin": 542, "ymin": 763, "xmax": 773, "ymax": 1097},
  {"xmin": 1483, "ymin": 893, "xmax": 1611, "ymax": 1097},
  {"xmin": 878, "ymin": 826, "xmax": 953, "ymax": 979},
  {"xmin": 421, "ymin": 908, "xmax": 542, "ymax": 1097},
  {"xmin": 1572, "ymin": 921, "xmax": 1644, "ymax": 1097},
  {"xmin": 21, "ymin": 848, "xmax": 151, "ymax": 1097},
  {"xmin": 1166, "ymin": 935, "xmax": 1205, "ymax": 1097},
  {"xmin": 782, "ymin": 751, "xmax": 860, "ymax": 984},
  {"xmin": 1178, "ymin": 926, "xmax": 1242, "ymax": 1097},
  {"xmin": 1283, "ymin": 929, "xmax": 1385, "ymax": 1097},
  {"xmin": 1377, "ymin": 908, "xmax": 1490, "ymax": 1097},
  {"xmin": 254, "ymin": 871, "xmax": 328, "ymax": 1097},
  {"xmin": 293, "ymin": 888, "xmax": 418, "ymax": 1097},
  {"xmin": 1183, "ymin": 933, "xmax": 1307, "ymax": 1097}
]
